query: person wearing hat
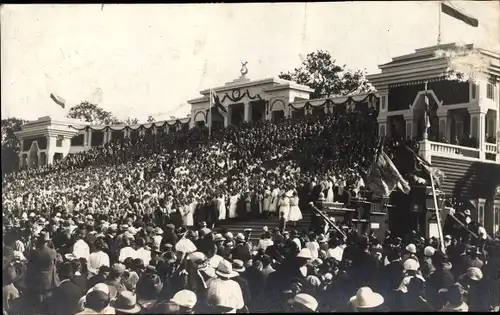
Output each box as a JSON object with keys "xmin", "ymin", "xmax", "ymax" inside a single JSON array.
[
  {"xmin": 45, "ymin": 262, "xmax": 82, "ymax": 315},
  {"xmin": 170, "ymin": 289, "xmax": 197, "ymax": 313},
  {"xmin": 25, "ymin": 232, "xmax": 60, "ymax": 306},
  {"xmin": 288, "ymin": 293, "xmax": 318, "ymax": 313},
  {"xmin": 421, "ymin": 246, "xmax": 436, "ymax": 279},
  {"xmin": 88, "ymin": 238, "xmax": 110, "ymax": 277},
  {"xmin": 207, "ymin": 260, "xmax": 245, "ymax": 312},
  {"xmin": 76, "ymin": 284, "xmax": 115, "ymax": 315},
  {"xmin": 161, "ymin": 224, "xmax": 179, "ymax": 250},
  {"xmin": 349, "ymin": 287, "xmax": 386, "ymax": 312},
  {"xmin": 106, "ymin": 263, "xmax": 127, "ymax": 294},
  {"xmin": 152, "ymin": 227, "xmax": 163, "ymax": 247},
  {"xmin": 439, "ymin": 284, "xmax": 469, "ymax": 312},
  {"xmin": 113, "ymin": 290, "xmax": 142, "ymax": 314},
  {"xmin": 87, "ymin": 266, "xmax": 111, "ymax": 290},
  {"xmin": 232, "ymin": 233, "xmax": 252, "ymax": 263},
  {"xmin": 231, "ymin": 259, "xmax": 251, "ymax": 310},
  {"xmin": 456, "ymin": 267, "xmax": 491, "ymax": 311}
]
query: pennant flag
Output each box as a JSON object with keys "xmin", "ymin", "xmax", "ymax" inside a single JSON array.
[
  {"xmin": 441, "ymin": 2, "xmax": 478, "ymax": 27},
  {"xmin": 366, "ymin": 145, "xmax": 411, "ymax": 198},
  {"xmin": 424, "ymin": 88, "xmax": 431, "ymax": 129},
  {"xmin": 211, "ymin": 90, "xmax": 227, "ymax": 118},
  {"xmin": 50, "ymin": 93, "xmax": 66, "ymax": 108}
]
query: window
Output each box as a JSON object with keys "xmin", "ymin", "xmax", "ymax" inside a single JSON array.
[
  {"xmin": 487, "ymin": 83, "xmax": 494, "ymax": 100},
  {"xmin": 70, "ymin": 134, "xmax": 84, "ymax": 146}
]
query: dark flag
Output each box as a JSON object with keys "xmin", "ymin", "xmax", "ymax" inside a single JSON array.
[
  {"xmin": 50, "ymin": 93, "xmax": 66, "ymax": 108},
  {"xmin": 394, "ymin": 143, "xmax": 444, "ymax": 188},
  {"xmin": 441, "ymin": 2, "xmax": 479, "ymax": 28}
]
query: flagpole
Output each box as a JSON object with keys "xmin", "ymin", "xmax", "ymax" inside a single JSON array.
[
  {"xmin": 430, "ymin": 174, "xmax": 446, "ymax": 253},
  {"xmin": 209, "ymin": 89, "xmax": 212, "ymax": 140},
  {"xmin": 437, "ymin": 1, "xmax": 442, "ymax": 45}
]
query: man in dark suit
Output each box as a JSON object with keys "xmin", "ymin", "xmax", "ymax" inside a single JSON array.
[
  {"xmin": 232, "ymin": 260, "xmax": 251, "ymax": 311},
  {"xmin": 46, "ymin": 262, "xmax": 82, "ymax": 315},
  {"xmin": 26, "ymin": 232, "xmax": 60, "ymax": 307}
]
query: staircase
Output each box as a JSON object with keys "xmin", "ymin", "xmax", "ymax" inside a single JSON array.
[
  {"xmin": 431, "ymin": 155, "xmax": 500, "ymax": 201},
  {"xmin": 431, "ymin": 156, "xmax": 476, "ymax": 198},
  {"xmin": 217, "ymin": 212, "xmax": 313, "ymax": 242}
]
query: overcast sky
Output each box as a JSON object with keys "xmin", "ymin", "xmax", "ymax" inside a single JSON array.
[{"xmin": 1, "ymin": 2, "xmax": 498, "ymax": 121}]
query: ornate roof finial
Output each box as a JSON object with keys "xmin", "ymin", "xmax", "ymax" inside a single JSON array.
[{"xmin": 240, "ymin": 61, "xmax": 248, "ymax": 77}]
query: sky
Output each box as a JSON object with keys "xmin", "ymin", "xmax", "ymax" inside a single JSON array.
[{"xmin": 1, "ymin": 2, "xmax": 499, "ymax": 122}]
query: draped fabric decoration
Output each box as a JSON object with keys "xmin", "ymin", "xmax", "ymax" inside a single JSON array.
[
  {"xmin": 288, "ymin": 93, "xmax": 379, "ymax": 112},
  {"xmin": 68, "ymin": 118, "xmax": 191, "ymax": 131},
  {"xmin": 220, "ymin": 88, "xmax": 262, "ymax": 103}
]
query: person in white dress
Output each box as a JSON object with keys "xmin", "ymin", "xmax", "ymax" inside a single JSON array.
[
  {"xmin": 270, "ymin": 187, "xmax": 280, "ymax": 216},
  {"xmin": 278, "ymin": 192, "xmax": 290, "ymax": 220},
  {"xmin": 182, "ymin": 201, "xmax": 195, "ymax": 228},
  {"xmin": 326, "ymin": 180, "xmax": 335, "ymax": 203},
  {"xmin": 218, "ymin": 194, "xmax": 227, "ymax": 221},
  {"xmin": 287, "ymin": 191, "xmax": 303, "ymax": 226},
  {"xmin": 262, "ymin": 189, "xmax": 272, "ymax": 217},
  {"xmin": 228, "ymin": 194, "xmax": 239, "ymax": 219}
]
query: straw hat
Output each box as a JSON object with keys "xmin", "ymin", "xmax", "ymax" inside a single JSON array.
[
  {"xmin": 466, "ymin": 267, "xmax": 483, "ymax": 281},
  {"xmin": 215, "ymin": 260, "xmax": 238, "ymax": 278},
  {"xmin": 424, "ymin": 246, "xmax": 436, "ymax": 257},
  {"xmin": 232, "ymin": 260, "xmax": 246, "ymax": 273},
  {"xmin": 113, "ymin": 291, "xmax": 141, "ymax": 314},
  {"xmin": 297, "ymin": 248, "xmax": 313, "ymax": 259},
  {"xmin": 405, "ymin": 244, "xmax": 417, "ymax": 254},
  {"xmin": 288, "ymin": 293, "xmax": 318, "ymax": 312},
  {"xmin": 350, "ymin": 287, "xmax": 384, "ymax": 309},
  {"xmin": 170, "ymin": 290, "xmax": 197, "ymax": 309},
  {"xmin": 403, "ymin": 259, "xmax": 419, "ymax": 272}
]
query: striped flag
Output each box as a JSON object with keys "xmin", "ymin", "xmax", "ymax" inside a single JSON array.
[
  {"xmin": 210, "ymin": 89, "xmax": 227, "ymax": 118},
  {"xmin": 441, "ymin": 2, "xmax": 478, "ymax": 27},
  {"xmin": 367, "ymin": 144, "xmax": 411, "ymax": 198},
  {"xmin": 50, "ymin": 93, "xmax": 66, "ymax": 108}
]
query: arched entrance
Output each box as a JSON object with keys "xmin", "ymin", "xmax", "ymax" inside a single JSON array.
[{"xmin": 28, "ymin": 141, "xmax": 39, "ymax": 168}]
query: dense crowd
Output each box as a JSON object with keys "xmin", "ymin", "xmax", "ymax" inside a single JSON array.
[{"xmin": 3, "ymin": 107, "xmax": 499, "ymax": 313}]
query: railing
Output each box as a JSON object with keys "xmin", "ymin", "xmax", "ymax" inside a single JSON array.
[
  {"xmin": 485, "ymin": 142, "xmax": 498, "ymax": 154},
  {"xmin": 429, "ymin": 141, "xmax": 480, "ymax": 159}
]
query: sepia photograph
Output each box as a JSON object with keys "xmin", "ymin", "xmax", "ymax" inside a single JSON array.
[{"xmin": 1, "ymin": 2, "xmax": 500, "ymax": 313}]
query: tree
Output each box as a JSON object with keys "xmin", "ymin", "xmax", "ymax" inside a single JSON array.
[
  {"xmin": 146, "ymin": 115, "xmax": 155, "ymax": 123},
  {"xmin": 1, "ymin": 117, "xmax": 25, "ymax": 176},
  {"xmin": 67, "ymin": 101, "xmax": 120, "ymax": 125},
  {"xmin": 122, "ymin": 117, "xmax": 139, "ymax": 125},
  {"xmin": 278, "ymin": 50, "xmax": 374, "ymax": 99}
]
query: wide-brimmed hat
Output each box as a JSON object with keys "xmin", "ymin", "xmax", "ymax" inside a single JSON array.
[
  {"xmin": 288, "ymin": 293, "xmax": 318, "ymax": 312},
  {"xmin": 213, "ymin": 233, "xmax": 225, "ymax": 242},
  {"xmin": 235, "ymin": 233, "xmax": 246, "ymax": 242},
  {"xmin": 424, "ymin": 246, "xmax": 435, "ymax": 257},
  {"xmin": 403, "ymin": 259, "xmax": 419, "ymax": 272},
  {"xmin": 297, "ymin": 248, "xmax": 313, "ymax": 260},
  {"xmin": 170, "ymin": 290, "xmax": 197, "ymax": 309},
  {"xmin": 232, "ymin": 260, "xmax": 246, "ymax": 273},
  {"xmin": 114, "ymin": 291, "xmax": 141, "ymax": 314},
  {"xmin": 215, "ymin": 260, "xmax": 238, "ymax": 278},
  {"xmin": 405, "ymin": 244, "xmax": 417, "ymax": 254},
  {"xmin": 153, "ymin": 227, "xmax": 163, "ymax": 235},
  {"xmin": 466, "ymin": 267, "xmax": 483, "ymax": 281},
  {"xmin": 350, "ymin": 287, "xmax": 384, "ymax": 309},
  {"xmin": 464, "ymin": 209, "xmax": 471, "ymax": 216}
]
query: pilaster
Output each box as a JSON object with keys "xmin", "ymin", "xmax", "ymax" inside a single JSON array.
[{"xmin": 244, "ymin": 102, "xmax": 251, "ymax": 122}]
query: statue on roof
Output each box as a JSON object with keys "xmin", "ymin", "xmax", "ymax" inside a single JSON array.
[{"xmin": 240, "ymin": 61, "xmax": 248, "ymax": 76}]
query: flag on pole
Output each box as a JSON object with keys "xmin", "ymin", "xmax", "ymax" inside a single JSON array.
[
  {"xmin": 441, "ymin": 2, "xmax": 478, "ymax": 27},
  {"xmin": 394, "ymin": 143, "xmax": 445, "ymax": 188},
  {"xmin": 424, "ymin": 85, "xmax": 431, "ymax": 130},
  {"xmin": 210, "ymin": 89, "xmax": 227, "ymax": 118},
  {"xmin": 366, "ymin": 142, "xmax": 411, "ymax": 198},
  {"xmin": 50, "ymin": 93, "xmax": 66, "ymax": 108}
]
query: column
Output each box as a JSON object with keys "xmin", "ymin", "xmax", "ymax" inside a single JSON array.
[
  {"xmin": 226, "ymin": 106, "xmax": 232, "ymax": 127},
  {"xmin": 377, "ymin": 118, "xmax": 387, "ymax": 138},
  {"xmin": 83, "ymin": 132, "xmax": 88, "ymax": 147},
  {"xmin": 244, "ymin": 102, "xmax": 251, "ymax": 122},
  {"xmin": 88, "ymin": 129, "xmax": 93, "ymax": 148},
  {"xmin": 37, "ymin": 152, "xmax": 41, "ymax": 169},
  {"xmin": 469, "ymin": 108, "xmax": 487, "ymax": 159}
]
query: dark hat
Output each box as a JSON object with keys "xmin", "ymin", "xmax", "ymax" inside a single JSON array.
[{"xmin": 166, "ymin": 224, "xmax": 175, "ymax": 230}]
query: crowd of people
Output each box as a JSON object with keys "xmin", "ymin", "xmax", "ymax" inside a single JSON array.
[{"xmin": 3, "ymin": 106, "xmax": 500, "ymax": 313}]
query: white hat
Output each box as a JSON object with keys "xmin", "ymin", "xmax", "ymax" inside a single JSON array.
[
  {"xmin": 289, "ymin": 293, "xmax": 318, "ymax": 312},
  {"xmin": 215, "ymin": 260, "xmax": 238, "ymax": 278},
  {"xmin": 467, "ymin": 267, "xmax": 483, "ymax": 281},
  {"xmin": 127, "ymin": 227, "xmax": 137, "ymax": 235},
  {"xmin": 405, "ymin": 244, "xmax": 417, "ymax": 254},
  {"xmin": 424, "ymin": 246, "xmax": 436, "ymax": 257},
  {"xmin": 464, "ymin": 209, "xmax": 471, "ymax": 216},
  {"xmin": 350, "ymin": 287, "xmax": 384, "ymax": 309},
  {"xmin": 403, "ymin": 259, "xmax": 419, "ymax": 272},
  {"xmin": 170, "ymin": 290, "xmax": 197, "ymax": 309},
  {"xmin": 297, "ymin": 248, "xmax": 313, "ymax": 259}
]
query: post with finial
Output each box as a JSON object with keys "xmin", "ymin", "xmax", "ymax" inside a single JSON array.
[
  {"xmin": 240, "ymin": 61, "xmax": 248, "ymax": 78},
  {"xmin": 419, "ymin": 80, "xmax": 432, "ymax": 163}
]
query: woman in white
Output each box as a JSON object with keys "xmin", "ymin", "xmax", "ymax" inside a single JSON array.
[
  {"xmin": 262, "ymin": 189, "xmax": 272, "ymax": 217},
  {"xmin": 269, "ymin": 187, "xmax": 280, "ymax": 216},
  {"xmin": 326, "ymin": 180, "xmax": 335, "ymax": 203},
  {"xmin": 228, "ymin": 193, "xmax": 239, "ymax": 219},
  {"xmin": 182, "ymin": 200, "xmax": 195, "ymax": 228},
  {"xmin": 278, "ymin": 192, "xmax": 290, "ymax": 220},
  {"xmin": 287, "ymin": 191, "xmax": 302, "ymax": 226},
  {"xmin": 218, "ymin": 194, "xmax": 227, "ymax": 221}
]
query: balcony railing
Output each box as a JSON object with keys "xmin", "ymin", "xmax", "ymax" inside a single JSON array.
[
  {"xmin": 485, "ymin": 143, "xmax": 498, "ymax": 154},
  {"xmin": 429, "ymin": 141, "xmax": 480, "ymax": 159}
]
